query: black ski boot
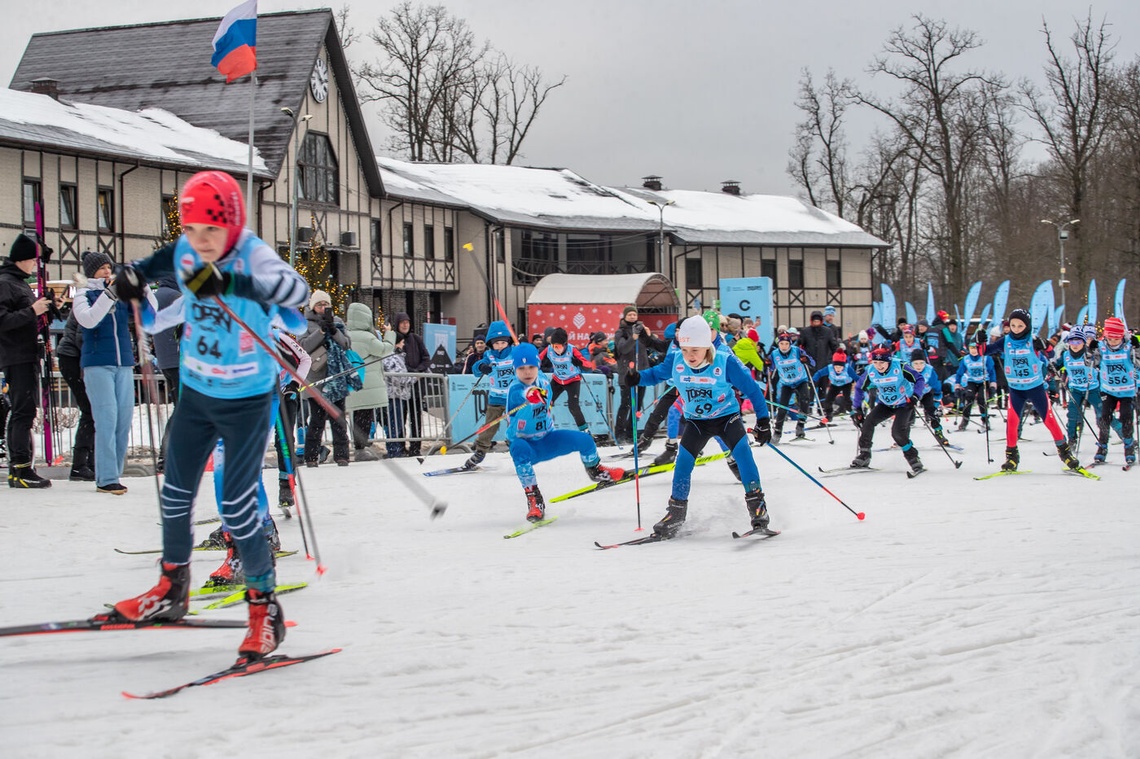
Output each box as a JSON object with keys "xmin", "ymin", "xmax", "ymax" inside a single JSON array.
[
  {"xmin": 196, "ymin": 525, "xmax": 227, "ymax": 550},
  {"xmin": 726, "ymin": 454, "xmax": 742, "ymax": 482},
  {"xmin": 794, "ymin": 422, "xmax": 806, "ymax": 439},
  {"xmin": 851, "ymin": 447, "xmax": 872, "ymax": 468},
  {"xmin": 745, "ymin": 489, "xmax": 769, "ymax": 531},
  {"xmin": 263, "ymin": 516, "xmax": 281, "ymax": 554},
  {"xmin": 933, "ymin": 426, "xmax": 950, "ymax": 447},
  {"xmin": 652, "ymin": 440, "xmax": 678, "ymax": 467},
  {"xmin": 653, "ymin": 498, "xmax": 688, "ymax": 538},
  {"xmin": 904, "ymin": 447, "xmax": 925, "ymax": 476},
  {"xmin": 463, "ymin": 449, "xmax": 486, "ymax": 471},
  {"xmin": 1056, "ymin": 441, "xmax": 1081, "ymax": 471},
  {"xmin": 278, "ymin": 480, "xmax": 294, "ymax": 516},
  {"xmin": 8, "ymin": 463, "xmax": 51, "ymax": 489},
  {"xmin": 1001, "ymin": 446, "xmax": 1020, "ymax": 472},
  {"xmin": 772, "ymin": 426, "xmax": 783, "ymax": 445}
]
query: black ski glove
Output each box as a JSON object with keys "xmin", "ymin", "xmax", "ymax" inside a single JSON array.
[
  {"xmin": 623, "ymin": 368, "xmax": 641, "ymax": 387},
  {"xmin": 852, "ymin": 410, "xmax": 865, "ymax": 428},
  {"xmin": 183, "ymin": 264, "xmax": 245, "ymax": 299},
  {"xmin": 752, "ymin": 417, "xmax": 772, "ymax": 447},
  {"xmin": 110, "ymin": 264, "xmax": 148, "ymax": 302},
  {"xmin": 478, "ymin": 362, "xmax": 493, "ymax": 375}
]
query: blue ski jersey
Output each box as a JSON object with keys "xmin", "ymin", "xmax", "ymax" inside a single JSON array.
[
  {"xmin": 1055, "ymin": 349, "xmax": 1098, "ymax": 392},
  {"xmin": 854, "ymin": 359, "xmax": 925, "ymax": 408},
  {"xmin": 987, "ymin": 335, "xmax": 1047, "ymax": 391},
  {"xmin": 769, "ymin": 346, "xmax": 810, "ymax": 386},
  {"xmin": 505, "ymin": 374, "xmax": 555, "ymax": 440},
  {"xmin": 637, "ymin": 349, "xmax": 769, "ymax": 421},
  {"xmin": 544, "ymin": 344, "xmax": 585, "ymax": 383},
  {"xmin": 813, "ymin": 363, "xmax": 855, "ymax": 387},
  {"xmin": 473, "ymin": 345, "xmax": 516, "ymax": 405},
  {"xmin": 909, "ymin": 362, "xmax": 942, "ymax": 401},
  {"xmin": 135, "ymin": 230, "xmax": 309, "ymax": 400},
  {"xmin": 955, "ymin": 353, "xmax": 994, "ymax": 384},
  {"xmin": 1097, "ymin": 340, "xmax": 1137, "ymax": 397}
]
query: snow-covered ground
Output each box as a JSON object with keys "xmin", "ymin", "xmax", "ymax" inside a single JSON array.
[{"xmin": 3, "ymin": 417, "xmax": 1138, "ymax": 758}]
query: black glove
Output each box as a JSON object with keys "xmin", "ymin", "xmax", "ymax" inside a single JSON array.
[
  {"xmin": 906, "ymin": 395, "xmax": 918, "ymax": 407},
  {"xmin": 632, "ymin": 323, "xmax": 645, "ymax": 336},
  {"xmin": 183, "ymin": 264, "xmax": 237, "ymax": 298},
  {"xmin": 752, "ymin": 417, "xmax": 772, "ymax": 447},
  {"xmin": 852, "ymin": 410, "xmax": 865, "ymax": 428},
  {"xmin": 110, "ymin": 264, "xmax": 148, "ymax": 302},
  {"xmin": 975, "ymin": 330, "xmax": 986, "ymax": 346},
  {"xmin": 282, "ymin": 380, "xmax": 300, "ymax": 398},
  {"xmin": 623, "ymin": 368, "xmax": 641, "ymax": 387},
  {"xmin": 478, "ymin": 362, "xmax": 493, "ymax": 375},
  {"xmin": 571, "ymin": 354, "xmax": 583, "ymax": 368}
]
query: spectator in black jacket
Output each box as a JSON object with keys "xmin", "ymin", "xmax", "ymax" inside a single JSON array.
[
  {"xmin": 798, "ymin": 311, "xmax": 839, "ymax": 382},
  {"xmin": 461, "ymin": 331, "xmax": 487, "ymax": 374},
  {"xmin": 392, "ymin": 311, "xmax": 431, "ymax": 457},
  {"xmin": 613, "ymin": 305, "xmax": 667, "ymax": 444},
  {"xmin": 0, "ymin": 233, "xmax": 56, "ymax": 488}
]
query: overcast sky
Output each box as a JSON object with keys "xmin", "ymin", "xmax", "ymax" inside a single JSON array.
[{"xmin": 3, "ymin": 1, "xmax": 1139, "ymax": 198}]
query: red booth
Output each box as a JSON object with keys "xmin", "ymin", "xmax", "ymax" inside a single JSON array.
[{"xmin": 526, "ymin": 273, "xmax": 680, "ymax": 345}]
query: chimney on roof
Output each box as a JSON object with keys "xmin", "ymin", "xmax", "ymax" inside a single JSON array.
[
  {"xmin": 29, "ymin": 77, "xmax": 60, "ymax": 100},
  {"xmin": 721, "ymin": 180, "xmax": 741, "ymax": 196},
  {"xmin": 642, "ymin": 175, "xmax": 663, "ymax": 191}
]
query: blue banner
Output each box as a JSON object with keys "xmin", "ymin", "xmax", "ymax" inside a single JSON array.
[
  {"xmin": 905, "ymin": 301, "xmax": 917, "ymax": 326},
  {"xmin": 1087, "ymin": 280, "xmax": 1097, "ymax": 324},
  {"xmin": 962, "ymin": 281, "xmax": 983, "ymax": 326},
  {"xmin": 1051, "ymin": 305, "xmax": 1064, "ymax": 334},
  {"xmin": 1076, "ymin": 305, "xmax": 1088, "ymax": 326},
  {"xmin": 1114, "ymin": 278, "xmax": 1127, "ymax": 320},
  {"xmin": 880, "ymin": 284, "xmax": 896, "ymax": 327},
  {"xmin": 1030, "ymin": 281, "xmax": 1054, "ymax": 335},
  {"xmin": 991, "ymin": 280, "xmax": 1010, "ymax": 324},
  {"xmin": 719, "ymin": 276, "xmax": 774, "ymax": 348},
  {"xmin": 979, "ymin": 304, "xmax": 991, "ymax": 329},
  {"xmin": 926, "ymin": 283, "xmax": 935, "ymax": 324}
]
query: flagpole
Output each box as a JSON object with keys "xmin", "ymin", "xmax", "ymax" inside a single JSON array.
[{"xmin": 247, "ymin": 70, "xmax": 256, "ymax": 221}]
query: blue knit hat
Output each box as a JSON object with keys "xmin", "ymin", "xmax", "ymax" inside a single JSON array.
[{"xmin": 512, "ymin": 342, "xmax": 540, "ymax": 368}]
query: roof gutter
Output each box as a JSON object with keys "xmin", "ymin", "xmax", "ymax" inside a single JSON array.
[{"xmin": 117, "ymin": 161, "xmax": 140, "ymax": 259}]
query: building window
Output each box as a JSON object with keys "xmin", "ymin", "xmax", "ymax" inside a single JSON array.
[
  {"xmin": 298, "ymin": 132, "xmax": 339, "ymax": 205},
  {"xmin": 788, "ymin": 258, "xmax": 804, "ymax": 289},
  {"xmin": 761, "ymin": 257, "xmax": 777, "ymax": 287},
  {"xmin": 371, "ymin": 219, "xmax": 382, "ymax": 256},
  {"xmin": 443, "ymin": 227, "xmax": 455, "ymax": 261},
  {"xmin": 161, "ymin": 194, "xmax": 177, "ymax": 238},
  {"xmin": 22, "ymin": 179, "xmax": 41, "ymax": 226},
  {"xmin": 423, "ymin": 224, "xmax": 435, "ymax": 260},
  {"xmin": 826, "ymin": 259, "xmax": 842, "ymax": 289},
  {"xmin": 685, "ymin": 257, "xmax": 703, "ymax": 289},
  {"xmin": 495, "ymin": 228, "xmax": 505, "ymax": 263},
  {"xmin": 97, "ymin": 188, "xmax": 115, "ymax": 232},
  {"xmin": 60, "ymin": 184, "xmax": 78, "ymax": 230},
  {"xmin": 403, "ymin": 222, "xmax": 414, "ymax": 258}
]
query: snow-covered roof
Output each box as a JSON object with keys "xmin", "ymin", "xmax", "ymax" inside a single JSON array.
[
  {"xmin": 378, "ymin": 158, "xmax": 661, "ymax": 233},
  {"xmin": 527, "ymin": 273, "xmax": 679, "ymax": 309},
  {"xmin": 0, "ymin": 88, "xmax": 270, "ymax": 176},
  {"xmin": 623, "ymin": 187, "xmax": 888, "ymax": 248}
]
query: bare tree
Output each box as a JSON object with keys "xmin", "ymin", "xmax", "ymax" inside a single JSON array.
[
  {"xmin": 334, "ymin": 4, "xmax": 359, "ymax": 51},
  {"xmin": 1021, "ymin": 13, "xmax": 1117, "ymax": 294},
  {"xmin": 354, "ymin": 2, "xmax": 564, "ymax": 165},
  {"xmin": 787, "ymin": 68, "xmax": 856, "ymax": 217},
  {"xmin": 856, "ymin": 15, "xmax": 1002, "ymax": 299}
]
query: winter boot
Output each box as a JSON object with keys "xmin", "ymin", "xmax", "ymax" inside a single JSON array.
[
  {"xmin": 1124, "ymin": 439, "xmax": 1136, "ymax": 465},
  {"xmin": 772, "ymin": 425, "xmax": 783, "ymax": 445},
  {"xmin": 933, "ymin": 426, "xmax": 950, "ymax": 447},
  {"xmin": 794, "ymin": 422, "xmax": 806, "ymax": 439},
  {"xmin": 524, "ymin": 485, "xmax": 546, "ymax": 522},
  {"xmin": 957, "ymin": 416, "xmax": 969, "ymax": 431},
  {"xmin": 745, "ymin": 489, "xmax": 769, "ymax": 531},
  {"xmin": 278, "ymin": 480, "xmax": 294, "ymax": 511},
  {"xmin": 1001, "ymin": 446, "xmax": 1020, "ymax": 472},
  {"xmin": 238, "ymin": 588, "xmax": 285, "ymax": 660},
  {"xmin": 463, "ymin": 449, "xmax": 486, "ymax": 471},
  {"xmin": 653, "ymin": 498, "xmax": 688, "ymax": 538},
  {"xmin": 206, "ymin": 532, "xmax": 244, "ymax": 588},
  {"xmin": 1093, "ymin": 445, "xmax": 1107, "ymax": 463},
  {"xmin": 112, "ymin": 562, "xmax": 190, "ymax": 622},
  {"xmin": 652, "ymin": 440, "xmax": 678, "ymax": 467},
  {"xmin": 850, "ymin": 447, "xmax": 872, "ymax": 468},
  {"xmin": 1056, "ymin": 441, "xmax": 1081, "ymax": 471},
  {"xmin": 586, "ymin": 463, "xmax": 624, "ymax": 483},
  {"xmin": 904, "ymin": 447, "xmax": 925, "ymax": 475},
  {"xmin": 726, "ymin": 454, "xmax": 742, "ymax": 482},
  {"xmin": 8, "ymin": 464, "xmax": 51, "ymax": 489}
]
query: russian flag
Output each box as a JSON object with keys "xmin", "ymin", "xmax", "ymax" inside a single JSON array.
[{"xmin": 211, "ymin": 0, "xmax": 258, "ymax": 83}]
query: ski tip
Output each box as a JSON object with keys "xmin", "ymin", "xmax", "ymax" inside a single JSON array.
[{"xmin": 284, "ymin": 620, "xmax": 299, "ymax": 628}]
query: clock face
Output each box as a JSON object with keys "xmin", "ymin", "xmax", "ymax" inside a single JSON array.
[{"xmin": 310, "ymin": 57, "xmax": 329, "ymax": 103}]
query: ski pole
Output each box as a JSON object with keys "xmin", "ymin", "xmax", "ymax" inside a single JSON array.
[
  {"xmin": 209, "ymin": 296, "xmax": 342, "ymax": 420},
  {"xmin": 462, "ymin": 242, "xmax": 520, "ymax": 345},
  {"xmin": 274, "ymin": 413, "xmax": 310, "ymax": 560},
  {"xmin": 289, "ymin": 438, "xmax": 325, "ymax": 575},
  {"xmin": 436, "ymin": 374, "xmax": 485, "ymax": 452},
  {"xmin": 629, "ymin": 340, "xmax": 643, "ymax": 531},
  {"xmin": 763, "ymin": 441, "xmax": 865, "ymax": 520},
  {"xmin": 447, "ymin": 400, "xmax": 530, "ymax": 450},
  {"xmin": 382, "ymin": 459, "xmax": 448, "ymax": 519},
  {"xmin": 766, "ymin": 398, "xmax": 829, "ymax": 423},
  {"xmin": 304, "ymin": 353, "xmax": 387, "ymax": 392},
  {"xmin": 807, "ymin": 375, "xmax": 835, "ymax": 445},
  {"xmin": 131, "ymin": 303, "xmax": 165, "ymax": 507},
  {"xmin": 914, "ymin": 400, "xmax": 963, "ymax": 468},
  {"xmin": 981, "ymin": 380, "xmax": 993, "ymax": 463}
]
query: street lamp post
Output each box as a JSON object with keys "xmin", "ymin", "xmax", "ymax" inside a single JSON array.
[
  {"xmin": 1041, "ymin": 218, "xmax": 1080, "ymax": 316},
  {"xmin": 282, "ymin": 107, "xmax": 314, "ymax": 268},
  {"xmin": 647, "ymin": 199, "xmax": 675, "ymax": 280}
]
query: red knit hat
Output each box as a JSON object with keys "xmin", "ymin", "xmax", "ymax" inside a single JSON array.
[
  {"xmin": 179, "ymin": 171, "xmax": 246, "ymax": 253},
  {"xmin": 832, "ymin": 351, "xmax": 847, "ymax": 364},
  {"xmin": 1103, "ymin": 317, "xmax": 1126, "ymax": 340}
]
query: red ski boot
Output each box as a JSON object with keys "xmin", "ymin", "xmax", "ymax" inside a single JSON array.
[
  {"xmin": 524, "ymin": 485, "xmax": 546, "ymax": 522},
  {"xmin": 238, "ymin": 588, "xmax": 285, "ymax": 660},
  {"xmin": 205, "ymin": 532, "xmax": 244, "ymax": 588},
  {"xmin": 112, "ymin": 562, "xmax": 190, "ymax": 621}
]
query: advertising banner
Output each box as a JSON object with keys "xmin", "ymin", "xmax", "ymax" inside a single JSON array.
[
  {"xmin": 718, "ymin": 276, "xmax": 774, "ymax": 347},
  {"xmin": 527, "ymin": 304, "xmax": 672, "ymax": 345}
]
